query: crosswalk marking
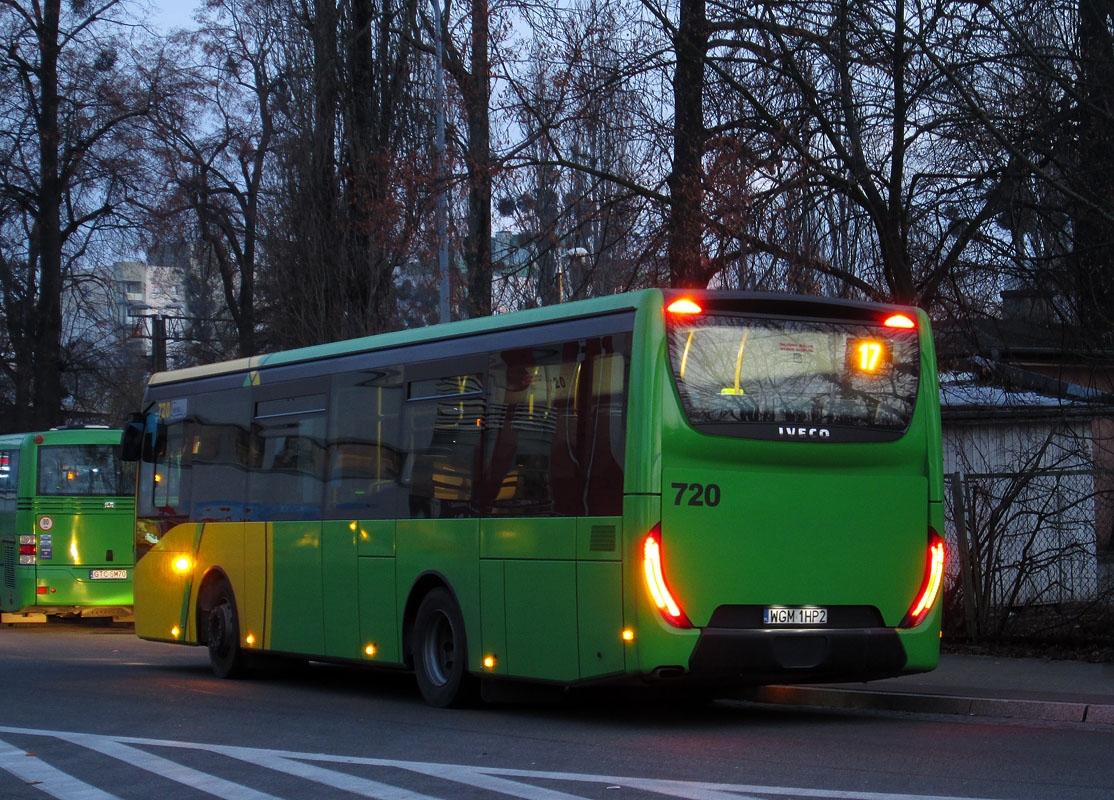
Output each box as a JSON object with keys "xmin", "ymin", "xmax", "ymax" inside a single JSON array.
[
  {"xmin": 214, "ymin": 746, "xmax": 442, "ymax": 800},
  {"xmin": 0, "ymin": 737, "xmax": 123, "ymax": 800},
  {"xmin": 59, "ymin": 733, "xmax": 283, "ymax": 800},
  {"xmin": 0, "ymin": 725, "xmax": 997, "ymax": 800}
]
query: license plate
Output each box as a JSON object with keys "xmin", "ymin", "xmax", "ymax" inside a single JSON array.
[
  {"xmin": 89, "ymin": 569, "xmax": 128, "ymax": 580},
  {"xmin": 763, "ymin": 607, "xmax": 828, "ymax": 625}
]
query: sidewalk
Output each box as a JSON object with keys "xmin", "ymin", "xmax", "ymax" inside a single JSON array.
[{"xmin": 747, "ymin": 654, "xmax": 1114, "ymax": 724}]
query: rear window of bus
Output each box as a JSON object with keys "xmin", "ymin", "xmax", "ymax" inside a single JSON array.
[
  {"xmin": 667, "ymin": 314, "xmax": 920, "ymax": 437},
  {"xmin": 37, "ymin": 445, "xmax": 135, "ymax": 497}
]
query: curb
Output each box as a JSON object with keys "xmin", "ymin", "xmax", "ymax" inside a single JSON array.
[{"xmin": 746, "ymin": 685, "xmax": 1114, "ymax": 725}]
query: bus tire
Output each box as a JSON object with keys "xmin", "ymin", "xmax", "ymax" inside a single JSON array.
[
  {"xmin": 206, "ymin": 581, "xmax": 246, "ymax": 679},
  {"xmin": 412, "ymin": 588, "xmax": 477, "ymax": 708}
]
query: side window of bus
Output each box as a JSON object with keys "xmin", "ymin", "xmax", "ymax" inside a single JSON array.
[
  {"xmin": 150, "ymin": 421, "xmax": 190, "ymax": 517},
  {"xmin": 0, "ymin": 450, "xmax": 19, "ymax": 512},
  {"xmin": 482, "ymin": 333, "xmax": 631, "ymax": 517},
  {"xmin": 189, "ymin": 389, "xmax": 251, "ymax": 521},
  {"xmin": 249, "ymin": 394, "xmax": 326, "ymax": 520},
  {"xmin": 404, "ymin": 368, "xmax": 485, "ymax": 519},
  {"xmin": 326, "ymin": 368, "xmax": 405, "ymax": 519},
  {"xmin": 481, "ymin": 344, "xmax": 568, "ymax": 516}
]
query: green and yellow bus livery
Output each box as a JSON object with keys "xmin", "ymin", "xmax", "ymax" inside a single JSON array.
[{"xmin": 126, "ymin": 290, "xmax": 944, "ymax": 705}]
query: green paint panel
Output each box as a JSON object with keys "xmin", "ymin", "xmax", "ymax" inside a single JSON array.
[
  {"xmin": 662, "ymin": 465, "xmax": 927, "ymax": 626},
  {"xmin": 321, "ymin": 520, "xmax": 359, "ymax": 658},
  {"xmin": 577, "ymin": 561, "xmax": 625, "ymax": 678},
  {"xmin": 479, "ymin": 560, "xmax": 507, "ymax": 674},
  {"xmin": 480, "ymin": 518, "xmax": 575, "ymax": 560},
  {"xmin": 575, "ymin": 517, "xmax": 622, "ymax": 561},
  {"xmin": 358, "ymin": 557, "xmax": 400, "ymax": 664},
  {"xmin": 268, "ymin": 521, "xmax": 324, "ymax": 654},
  {"xmin": 505, "ymin": 560, "xmax": 579, "ymax": 681},
  {"xmin": 356, "ymin": 520, "xmax": 396, "ymax": 557},
  {"xmin": 33, "ymin": 566, "xmax": 132, "ymax": 606}
]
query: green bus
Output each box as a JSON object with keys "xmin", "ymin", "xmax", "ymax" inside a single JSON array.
[
  {"xmin": 1, "ymin": 427, "xmax": 136, "ymax": 623},
  {"xmin": 125, "ymin": 289, "xmax": 944, "ymax": 706}
]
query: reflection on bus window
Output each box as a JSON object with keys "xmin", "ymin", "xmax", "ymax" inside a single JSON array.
[{"xmin": 36, "ymin": 445, "xmax": 134, "ymax": 496}]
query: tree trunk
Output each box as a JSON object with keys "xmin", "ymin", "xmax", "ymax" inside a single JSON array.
[
  {"xmin": 465, "ymin": 0, "xmax": 492, "ymax": 318},
  {"xmin": 1073, "ymin": 0, "xmax": 1114, "ymax": 339},
  {"xmin": 32, "ymin": 0, "xmax": 64, "ymax": 428},
  {"xmin": 668, "ymin": 0, "xmax": 709, "ymax": 288}
]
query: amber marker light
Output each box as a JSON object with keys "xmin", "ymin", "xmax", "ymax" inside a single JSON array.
[
  {"xmin": 667, "ymin": 299, "xmax": 702, "ymax": 315},
  {"xmin": 365, "ymin": 644, "xmax": 377, "ymax": 657},
  {"xmin": 642, "ymin": 525, "xmax": 692, "ymax": 628},
  {"xmin": 172, "ymin": 556, "xmax": 192, "ymax": 574},
  {"xmin": 171, "ymin": 626, "xmax": 180, "ymax": 638},
  {"xmin": 245, "ymin": 634, "xmax": 255, "ymax": 647},
  {"xmin": 483, "ymin": 655, "xmax": 496, "ymax": 670},
  {"xmin": 621, "ymin": 629, "xmax": 635, "ymax": 642},
  {"xmin": 884, "ymin": 313, "xmax": 915, "ymax": 329}
]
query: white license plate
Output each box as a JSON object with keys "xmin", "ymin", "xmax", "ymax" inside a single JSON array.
[
  {"xmin": 89, "ymin": 569, "xmax": 128, "ymax": 580},
  {"xmin": 763, "ymin": 607, "xmax": 828, "ymax": 625}
]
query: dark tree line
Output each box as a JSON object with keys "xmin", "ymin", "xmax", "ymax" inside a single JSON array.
[{"xmin": 2, "ymin": 0, "xmax": 1114, "ymax": 428}]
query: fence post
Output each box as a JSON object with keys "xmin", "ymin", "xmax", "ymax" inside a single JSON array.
[{"xmin": 949, "ymin": 472, "xmax": 979, "ymax": 642}]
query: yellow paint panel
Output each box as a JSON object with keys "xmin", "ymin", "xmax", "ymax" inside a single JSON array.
[
  {"xmin": 134, "ymin": 523, "xmax": 201, "ymax": 642},
  {"xmin": 244, "ymin": 523, "xmax": 268, "ymax": 650},
  {"xmin": 193, "ymin": 522, "xmax": 245, "ymax": 643}
]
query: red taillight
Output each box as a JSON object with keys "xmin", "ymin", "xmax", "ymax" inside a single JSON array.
[
  {"xmin": 19, "ymin": 544, "xmax": 36, "ymax": 555},
  {"xmin": 884, "ymin": 313, "xmax": 915, "ymax": 329},
  {"xmin": 667, "ymin": 299, "xmax": 702, "ymax": 315},
  {"xmin": 642, "ymin": 525, "xmax": 692, "ymax": 628},
  {"xmin": 900, "ymin": 531, "xmax": 945, "ymax": 628},
  {"xmin": 36, "ymin": 587, "xmax": 48, "ymax": 595}
]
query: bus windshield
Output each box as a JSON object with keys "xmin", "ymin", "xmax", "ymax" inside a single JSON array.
[
  {"xmin": 667, "ymin": 314, "xmax": 920, "ymax": 436},
  {"xmin": 37, "ymin": 444, "xmax": 135, "ymax": 496}
]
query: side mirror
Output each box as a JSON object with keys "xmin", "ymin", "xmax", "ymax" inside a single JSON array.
[{"xmin": 120, "ymin": 413, "xmax": 145, "ymax": 462}]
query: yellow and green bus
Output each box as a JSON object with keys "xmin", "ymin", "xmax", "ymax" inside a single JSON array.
[
  {"xmin": 125, "ymin": 289, "xmax": 944, "ymax": 705},
  {"xmin": 1, "ymin": 427, "xmax": 136, "ymax": 623}
]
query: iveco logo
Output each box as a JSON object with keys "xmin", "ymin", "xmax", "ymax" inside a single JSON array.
[{"xmin": 778, "ymin": 427, "xmax": 832, "ymax": 439}]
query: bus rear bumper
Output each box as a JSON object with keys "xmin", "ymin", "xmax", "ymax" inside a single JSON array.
[{"xmin": 683, "ymin": 627, "xmax": 908, "ymax": 685}]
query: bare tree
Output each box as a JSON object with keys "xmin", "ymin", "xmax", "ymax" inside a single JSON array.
[
  {"xmin": 144, "ymin": 0, "xmax": 284, "ymax": 358},
  {"xmin": 0, "ymin": 0, "xmax": 154, "ymax": 429}
]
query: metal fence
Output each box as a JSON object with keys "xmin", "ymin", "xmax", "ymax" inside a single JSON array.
[{"xmin": 943, "ymin": 469, "xmax": 1113, "ymax": 640}]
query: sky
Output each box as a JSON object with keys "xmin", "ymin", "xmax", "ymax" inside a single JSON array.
[{"xmin": 150, "ymin": 1, "xmax": 200, "ymax": 31}]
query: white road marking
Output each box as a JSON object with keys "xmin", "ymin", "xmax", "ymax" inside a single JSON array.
[
  {"xmin": 0, "ymin": 725, "xmax": 1000, "ymax": 800},
  {"xmin": 213, "ymin": 745, "xmax": 442, "ymax": 800},
  {"xmin": 59, "ymin": 733, "xmax": 282, "ymax": 800},
  {"xmin": 0, "ymin": 737, "xmax": 123, "ymax": 800}
]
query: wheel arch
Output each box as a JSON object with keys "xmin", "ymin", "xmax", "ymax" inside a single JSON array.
[
  {"xmin": 401, "ymin": 570, "xmax": 462, "ymax": 668},
  {"xmin": 195, "ymin": 566, "xmax": 234, "ymax": 646}
]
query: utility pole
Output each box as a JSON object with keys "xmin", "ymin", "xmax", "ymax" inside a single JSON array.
[
  {"xmin": 431, "ymin": 0, "xmax": 451, "ymax": 324},
  {"xmin": 151, "ymin": 314, "xmax": 167, "ymax": 374}
]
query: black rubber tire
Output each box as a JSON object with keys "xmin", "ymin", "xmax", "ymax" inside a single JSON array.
[
  {"xmin": 206, "ymin": 582, "xmax": 247, "ymax": 679},
  {"xmin": 411, "ymin": 587, "xmax": 478, "ymax": 707}
]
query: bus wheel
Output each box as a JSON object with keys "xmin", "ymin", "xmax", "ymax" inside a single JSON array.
[
  {"xmin": 412, "ymin": 588, "xmax": 477, "ymax": 707},
  {"xmin": 206, "ymin": 582, "xmax": 246, "ymax": 679}
]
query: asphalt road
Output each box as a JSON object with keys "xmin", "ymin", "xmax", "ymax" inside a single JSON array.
[{"xmin": 1, "ymin": 621, "xmax": 1111, "ymax": 800}]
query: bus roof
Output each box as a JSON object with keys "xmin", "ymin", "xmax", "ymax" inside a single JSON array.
[
  {"xmin": 0, "ymin": 428, "xmax": 122, "ymax": 449},
  {"xmin": 147, "ymin": 288, "xmax": 925, "ymax": 389},
  {"xmin": 149, "ymin": 289, "xmax": 662, "ymax": 387}
]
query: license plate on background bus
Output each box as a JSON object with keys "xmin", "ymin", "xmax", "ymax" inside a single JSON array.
[
  {"xmin": 763, "ymin": 607, "xmax": 827, "ymax": 625},
  {"xmin": 88, "ymin": 569, "xmax": 128, "ymax": 580}
]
